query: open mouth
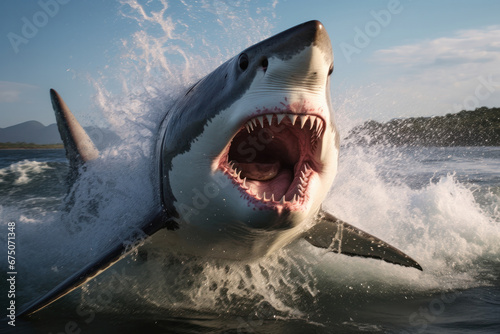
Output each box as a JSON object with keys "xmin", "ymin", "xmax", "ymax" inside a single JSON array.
[{"xmin": 216, "ymin": 112, "xmax": 325, "ymax": 211}]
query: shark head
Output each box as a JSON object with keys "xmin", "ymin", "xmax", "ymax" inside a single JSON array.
[{"xmin": 160, "ymin": 20, "xmax": 339, "ymax": 258}]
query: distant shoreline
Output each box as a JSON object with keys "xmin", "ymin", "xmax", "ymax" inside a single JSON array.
[
  {"xmin": 0, "ymin": 148, "xmax": 64, "ymax": 150},
  {"xmin": 346, "ymin": 107, "xmax": 500, "ymax": 147},
  {"xmin": 0, "ymin": 142, "xmax": 64, "ymax": 150}
]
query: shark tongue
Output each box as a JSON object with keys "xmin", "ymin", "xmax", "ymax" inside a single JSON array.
[
  {"xmin": 246, "ymin": 169, "xmax": 293, "ymax": 200},
  {"xmin": 237, "ymin": 160, "xmax": 293, "ymax": 199},
  {"xmin": 237, "ymin": 161, "xmax": 280, "ymax": 181}
]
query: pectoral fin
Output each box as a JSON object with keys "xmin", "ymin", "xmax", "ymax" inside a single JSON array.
[{"xmin": 304, "ymin": 209, "xmax": 422, "ymax": 271}]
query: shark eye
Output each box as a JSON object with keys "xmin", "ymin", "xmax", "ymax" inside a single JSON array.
[
  {"xmin": 238, "ymin": 53, "xmax": 249, "ymax": 71},
  {"xmin": 328, "ymin": 63, "xmax": 334, "ymax": 76},
  {"xmin": 261, "ymin": 57, "xmax": 268, "ymax": 72}
]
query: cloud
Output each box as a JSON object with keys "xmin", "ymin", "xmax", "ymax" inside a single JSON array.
[
  {"xmin": 375, "ymin": 26, "xmax": 500, "ymax": 68},
  {"xmin": 365, "ymin": 26, "xmax": 500, "ymax": 119},
  {"xmin": 0, "ymin": 81, "xmax": 38, "ymax": 103}
]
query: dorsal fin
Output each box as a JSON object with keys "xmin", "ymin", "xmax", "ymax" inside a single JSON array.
[{"xmin": 50, "ymin": 89, "xmax": 98, "ymax": 180}]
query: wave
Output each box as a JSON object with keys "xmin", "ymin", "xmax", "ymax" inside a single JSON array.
[
  {"xmin": 5, "ymin": 145, "xmax": 495, "ymax": 321},
  {"xmin": 0, "ymin": 160, "xmax": 68, "ymax": 211},
  {"xmin": 0, "ymin": 160, "xmax": 54, "ymax": 185},
  {"xmin": 324, "ymin": 146, "xmax": 500, "ymax": 290}
]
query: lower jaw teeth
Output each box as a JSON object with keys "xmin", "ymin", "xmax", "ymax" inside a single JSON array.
[
  {"xmin": 227, "ymin": 161, "xmax": 309, "ymax": 205},
  {"xmin": 261, "ymin": 192, "xmax": 276, "ymax": 202},
  {"xmin": 257, "ymin": 193, "xmax": 299, "ymax": 204}
]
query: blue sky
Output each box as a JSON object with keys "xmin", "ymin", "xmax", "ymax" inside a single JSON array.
[{"xmin": 1, "ymin": 0, "xmax": 500, "ymax": 128}]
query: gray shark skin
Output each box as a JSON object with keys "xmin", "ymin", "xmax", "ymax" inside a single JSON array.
[{"xmin": 18, "ymin": 20, "xmax": 421, "ymax": 317}]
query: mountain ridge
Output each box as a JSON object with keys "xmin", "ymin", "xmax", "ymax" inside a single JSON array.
[
  {"xmin": 0, "ymin": 121, "xmax": 61, "ymax": 145},
  {"xmin": 0, "ymin": 120, "xmax": 119, "ymax": 147}
]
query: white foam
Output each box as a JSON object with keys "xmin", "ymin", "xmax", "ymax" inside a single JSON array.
[
  {"xmin": 322, "ymin": 145, "xmax": 500, "ymax": 292},
  {"xmin": 0, "ymin": 160, "xmax": 53, "ymax": 185}
]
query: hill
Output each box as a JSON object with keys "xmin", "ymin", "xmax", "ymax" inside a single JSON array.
[
  {"xmin": 0, "ymin": 121, "xmax": 61, "ymax": 145},
  {"xmin": 346, "ymin": 107, "xmax": 500, "ymax": 147},
  {"xmin": 0, "ymin": 121, "xmax": 120, "ymax": 148}
]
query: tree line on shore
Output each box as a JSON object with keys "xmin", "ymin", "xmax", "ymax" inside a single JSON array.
[
  {"xmin": 346, "ymin": 107, "xmax": 500, "ymax": 147},
  {"xmin": 0, "ymin": 142, "xmax": 63, "ymax": 149}
]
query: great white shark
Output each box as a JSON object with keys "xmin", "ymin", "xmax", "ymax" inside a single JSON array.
[{"xmin": 18, "ymin": 20, "xmax": 421, "ymax": 317}]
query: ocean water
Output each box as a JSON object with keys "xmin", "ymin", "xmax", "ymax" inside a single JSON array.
[
  {"xmin": 2, "ymin": 1, "xmax": 500, "ymax": 333},
  {"xmin": 0, "ymin": 147, "xmax": 500, "ymax": 333},
  {"xmin": 1, "ymin": 146, "xmax": 499, "ymax": 333}
]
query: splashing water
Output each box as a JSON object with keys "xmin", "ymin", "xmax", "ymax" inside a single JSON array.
[
  {"xmin": 1, "ymin": 0, "xmax": 284, "ymax": 313},
  {"xmin": 0, "ymin": 160, "xmax": 53, "ymax": 186},
  {"xmin": 324, "ymin": 146, "xmax": 500, "ymax": 288}
]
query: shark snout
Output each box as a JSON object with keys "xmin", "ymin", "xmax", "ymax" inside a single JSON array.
[{"xmin": 238, "ymin": 20, "xmax": 333, "ymax": 83}]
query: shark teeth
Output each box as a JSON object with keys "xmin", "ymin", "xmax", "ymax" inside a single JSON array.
[
  {"xmin": 297, "ymin": 163, "xmax": 313, "ymax": 198},
  {"xmin": 244, "ymin": 113, "xmax": 325, "ymax": 139},
  {"xmin": 222, "ymin": 113, "xmax": 323, "ymax": 208},
  {"xmin": 256, "ymin": 116, "xmax": 264, "ymax": 128},
  {"xmin": 265, "ymin": 114, "xmax": 273, "ymax": 126},
  {"xmin": 299, "ymin": 115, "xmax": 308, "ymax": 128},
  {"xmin": 225, "ymin": 158, "xmax": 314, "ymax": 207}
]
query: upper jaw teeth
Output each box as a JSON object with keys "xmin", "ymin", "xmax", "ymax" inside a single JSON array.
[
  {"xmin": 244, "ymin": 113, "xmax": 324, "ymax": 137},
  {"xmin": 222, "ymin": 113, "xmax": 324, "ymax": 208}
]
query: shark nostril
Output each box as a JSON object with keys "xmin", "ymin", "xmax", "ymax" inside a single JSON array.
[
  {"xmin": 239, "ymin": 53, "xmax": 249, "ymax": 71},
  {"xmin": 261, "ymin": 57, "xmax": 268, "ymax": 72}
]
